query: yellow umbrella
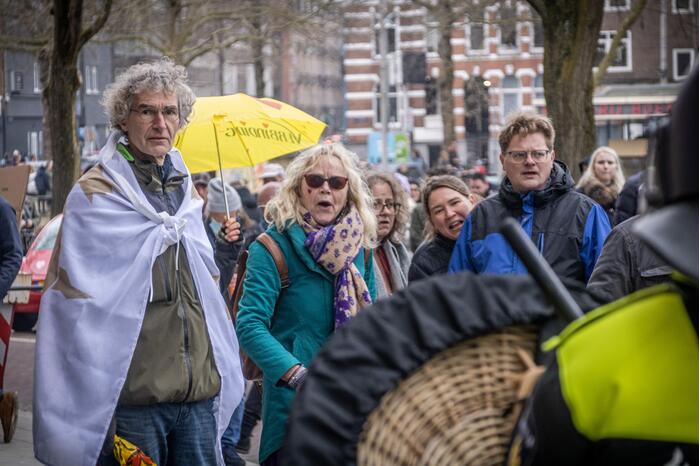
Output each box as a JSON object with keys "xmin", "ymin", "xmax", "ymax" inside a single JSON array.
[{"xmin": 175, "ymin": 93, "xmax": 326, "ymax": 174}]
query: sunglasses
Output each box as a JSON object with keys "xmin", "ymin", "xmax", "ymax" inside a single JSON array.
[{"xmin": 304, "ymin": 174, "xmax": 348, "ymax": 190}]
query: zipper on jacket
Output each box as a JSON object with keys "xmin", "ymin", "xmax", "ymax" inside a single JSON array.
[
  {"xmin": 177, "ymin": 259, "xmax": 194, "ymax": 401},
  {"xmin": 158, "ymin": 258, "xmax": 173, "ymax": 302}
]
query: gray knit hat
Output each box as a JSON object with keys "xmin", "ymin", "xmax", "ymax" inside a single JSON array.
[{"xmin": 207, "ymin": 178, "xmax": 242, "ymax": 214}]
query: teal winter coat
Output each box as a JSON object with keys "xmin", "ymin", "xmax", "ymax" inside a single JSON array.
[{"xmin": 235, "ymin": 223, "xmax": 376, "ymax": 462}]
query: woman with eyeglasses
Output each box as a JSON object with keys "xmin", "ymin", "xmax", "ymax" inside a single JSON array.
[
  {"xmin": 367, "ymin": 171, "xmax": 411, "ymax": 298},
  {"xmin": 408, "ymin": 175, "xmax": 477, "ymax": 282},
  {"xmin": 235, "ymin": 143, "xmax": 377, "ymax": 466}
]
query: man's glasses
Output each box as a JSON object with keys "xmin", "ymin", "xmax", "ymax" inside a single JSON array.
[
  {"xmin": 304, "ymin": 174, "xmax": 348, "ymax": 190},
  {"xmin": 130, "ymin": 105, "xmax": 180, "ymax": 123},
  {"xmin": 505, "ymin": 149, "xmax": 551, "ymax": 163},
  {"xmin": 373, "ymin": 199, "xmax": 401, "ymax": 212}
]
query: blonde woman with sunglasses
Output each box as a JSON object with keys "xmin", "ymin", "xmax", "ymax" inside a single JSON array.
[{"xmin": 235, "ymin": 143, "xmax": 377, "ymax": 466}]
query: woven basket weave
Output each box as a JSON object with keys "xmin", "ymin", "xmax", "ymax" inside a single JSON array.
[{"xmin": 357, "ymin": 326, "xmax": 538, "ymax": 466}]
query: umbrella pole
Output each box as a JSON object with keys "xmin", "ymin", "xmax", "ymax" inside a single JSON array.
[{"xmin": 213, "ymin": 121, "xmax": 230, "ymax": 220}]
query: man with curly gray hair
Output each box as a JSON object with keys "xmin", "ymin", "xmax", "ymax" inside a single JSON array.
[{"xmin": 33, "ymin": 58, "xmax": 245, "ymax": 466}]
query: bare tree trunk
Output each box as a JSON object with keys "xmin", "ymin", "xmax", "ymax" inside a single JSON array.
[
  {"xmin": 437, "ymin": 12, "xmax": 455, "ymax": 149},
  {"xmin": 49, "ymin": 0, "xmax": 83, "ymax": 215},
  {"xmin": 39, "ymin": 48, "xmax": 52, "ymax": 161},
  {"xmin": 534, "ymin": 0, "xmax": 604, "ymax": 177},
  {"xmin": 48, "ymin": 0, "xmax": 111, "ymax": 214},
  {"xmin": 251, "ymin": 6, "xmax": 265, "ymax": 97}
]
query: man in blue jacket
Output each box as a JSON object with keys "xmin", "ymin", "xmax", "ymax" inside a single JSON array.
[{"xmin": 448, "ymin": 113, "xmax": 610, "ymax": 285}]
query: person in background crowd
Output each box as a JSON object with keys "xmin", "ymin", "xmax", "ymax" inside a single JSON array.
[
  {"xmin": 230, "ymin": 176, "xmax": 261, "ymax": 224},
  {"xmin": 614, "ymin": 169, "xmax": 645, "ymax": 225},
  {"xmin": 367, "ymin": 171, "xmax": 411, "ymax": 298},
  {"xmin": 408, "ymin": 176, "xmax": 476, "ymax": 282},
  {"xmin": 35, "ymin": 162, "xmax": 51, "ymax": 196},
  {"xmin": 259, "ymin": 162, "xmax": 285, "ymax": 184},
  {"xmin": 256, "ymin": 181, "xmax": 282, "ymax": 230},
  {"xmin": 204, "ymin": 178, "xmax": 261, "ymax": 466},
  {"xmin": 576, "ymin": 146, "xmax": 625, "ymax": 224},
  {"xmin": 192, "ymin": 173, "xmax": 212, "ymax": 213},
  {"xmin": 464, "ymin": 172, "xmax": 493, "ymax": 198},
  {"xmin": 0, "ymin": 194, "xmax": 23, "ymax": 442},
  {"xmin": 449, "ymin": 112, "xmax": 610, "ymax": 285},
  {"xmin": 236, "ymin": 143, "xmax": 376, "ymax": 466},
  {"xmin": 408, "ymin": 148, "xmax": 427, "ymax": 178},
  {"xmin": 34, "ymin": 58, "xmax": 244, "ymax": 466}
]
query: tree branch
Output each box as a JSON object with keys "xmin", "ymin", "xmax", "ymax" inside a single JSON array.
[
  {"xmin": 79, "ymin": 0, "xmax": 114, "ymax": 48},
  {"xmin": 593, "ymin": 0, "xmax": 647, "ymax": 87}
]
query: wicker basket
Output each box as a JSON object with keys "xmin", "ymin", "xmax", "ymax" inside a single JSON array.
[{"xmin": 357, "ymin": 326, "xmax": 539, "ymax": 466}]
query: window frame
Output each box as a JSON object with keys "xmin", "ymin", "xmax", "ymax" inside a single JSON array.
[
  {"xmin": 596, "ymin": 30, "xmax": 633, "ymax": 73},
  {"xmin": 671, "ymin": 0, "xmax": 694, "ymax": 14},
  {"xmin": 672, "ymin": 48, "xmax": 695, "ymax": 81},
  {"xmin": 33, "ymin": 62, "xmax": 41, "ymax": 93},
  {"xmin": 604, "ymin": 0, "xmax": 631, "ymax": 11},
  {"xmin": 501, "ymin": 75, "xmax": 521, "ymax": 122}
]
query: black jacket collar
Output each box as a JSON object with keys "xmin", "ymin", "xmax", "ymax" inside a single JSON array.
[{"xmin": 499, "ymin": 160, "xmax": 574, "ymax": 211}]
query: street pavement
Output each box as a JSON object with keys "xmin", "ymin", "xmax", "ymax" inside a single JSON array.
[{"xmin": 0, "ymin": 332, "xmax": 261, "ymax": 465}]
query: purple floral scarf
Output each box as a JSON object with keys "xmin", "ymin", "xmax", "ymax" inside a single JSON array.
[{"xmin": 300, "ymin": 205, "xmax": 373, "ymax": 328}]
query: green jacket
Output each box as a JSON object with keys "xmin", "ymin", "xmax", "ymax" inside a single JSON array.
[{"xmin": 236, "ymin": 223, "xmax": 376, "ymax": 462}]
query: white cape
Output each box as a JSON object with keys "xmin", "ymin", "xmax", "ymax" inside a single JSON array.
[{"xmin": 33, "ymin": 132, "xmax": 244, "ymax": 466}]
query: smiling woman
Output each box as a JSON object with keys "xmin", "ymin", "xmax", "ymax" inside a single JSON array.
[
  {"xmin": 408, "ymin": 175, "xmax": 477, "ymax": 283},
  {"xmin": 235, "ymin": 142, "xmax": 377, "ymax": 465}
]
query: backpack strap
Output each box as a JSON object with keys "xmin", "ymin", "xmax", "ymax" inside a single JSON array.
[
  {"xmin": 257, "ymin": 232, "xmax": 290, "ymax": 289},
  {"xmin": 364, "ymin": 247, "xmax": 370, "ymax": 268}
]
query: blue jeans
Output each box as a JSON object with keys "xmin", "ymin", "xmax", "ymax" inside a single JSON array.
[
  {"xmin": 100, "ymin": 398, "xmax": 218, "ymax": 466},
  {"xmin": 221, "ymin": 397, "xmax": 245, "ymax": 451}
]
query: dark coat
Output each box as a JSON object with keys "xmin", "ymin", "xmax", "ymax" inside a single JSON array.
[
  {"xmin": 577, "ymin": 179, "xmax": 618, "ymax": 225},
  {"xmin": 407, "ymin": 234, "xmax": 455, "ymax": 282},
  {"xmin": 0, "ymin": 195, "xmax": 23, "ymax": 301},
  {"xmin": 613, "ymin": 170, "xmax": 644, "ymax": 225},
  {"xmin": 449, "ymin": 160, "xmax": 611, "ymax": 284},
  {"xmin": 587, "ymin": 215, "xmax": 672, "ymax": 303}
]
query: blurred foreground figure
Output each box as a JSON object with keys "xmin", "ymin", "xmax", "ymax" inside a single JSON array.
[{"xmin": 507, "ymin": 68, "xmax": 698, "ymax": 466}]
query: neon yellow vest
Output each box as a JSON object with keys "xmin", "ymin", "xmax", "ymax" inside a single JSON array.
[{"xmin": 544, "ymin": 283, "xmax": 698, "ymax": 444}]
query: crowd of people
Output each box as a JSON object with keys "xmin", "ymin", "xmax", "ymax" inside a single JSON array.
[{"xmin": 13, "ymin": 57, "xmax": 693, "ymax": 466}]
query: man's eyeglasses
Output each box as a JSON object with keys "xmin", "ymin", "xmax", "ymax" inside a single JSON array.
[
  {"xmin": 373, "ymin": 199, "xmax": 401, "ymax": 212},
  {"xmin": 304, "ymin": 174, "xmax": 348, "ymax": 190},
  {"xmin": 505, "ymin": 149, "xmax": 551, "ymax": 163},
  {"xmin": 130, "ymin": 105, "xmax": 180, "ymax": 123}
]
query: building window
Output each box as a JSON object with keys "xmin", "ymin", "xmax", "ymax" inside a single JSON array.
[
  {"xmin": 596, "ymin": 30, "xmax": 632, "ymax": 72},
  {"xmin": 27, "ymin": 131, "xmax": 42, "ymax": 159},
  {"xmin": 500, "ymin": 5, "xmax": 517, "ymax": 48},
  {"xmin": 425, "ymin": 77, "xmax": 439, "ymax": 115},
  {"xmin": 33, "ymin": 62, "xmax": 41, "ymax": 93},
  {"xmin": 534, "ymin": 73, "xmax": 544, "ymax": 100},
  {"xmin": 469, "ymin": 23, "xmax": 484, "ymax": 51},
  {"xmin": 673, "ymin": 49, "xmax": 695, "ymax": 81},
  {"xmin": 464, "ymin": 77, "xmax": 490, "ymax": 134},
  {"xmin": 532, "ymin": 15, "xmax": 544, "ymax": 49},
  {"xmin": 10, "ymin": 70, "xmax": 23, "ymax": 93},
  {"xmin": 426, "ymin": 17, "xmax": 439, "ymax": 54},
  {"xmin": 85, "ymin": 65, "xmax": 98, "ymax": 95},
  {"xmin": 672, "ymin": 0, "xmax": 693, "ymax": 13},
  {"xmin": 501, "ymin": 75, "xmax": 520, "ymax": 119},
  {"xmin": 375, "ymin": 85, "xmax": 398, "ymax": 124},
  {"xmin": 604, "ymin": 0, "xmax": 630, "ymax": 11},
  {"xmin": 374, "ymin": 19, "xmax": 397, "ymax": 55}
]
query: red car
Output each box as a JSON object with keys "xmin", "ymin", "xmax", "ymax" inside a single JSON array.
[{"xmin": 12, "ymin": 214, "xmax": 62, "ymax": 331}]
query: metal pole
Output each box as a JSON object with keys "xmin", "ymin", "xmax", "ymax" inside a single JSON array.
[{"xmin": 378, "ymin": 0, "xmax": 389, "ymax": 169}]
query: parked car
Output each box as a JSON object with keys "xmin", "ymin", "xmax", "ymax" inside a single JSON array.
[{"xmin": 12, "ymin": 214, "xmax": 62, "ymax": 331}]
